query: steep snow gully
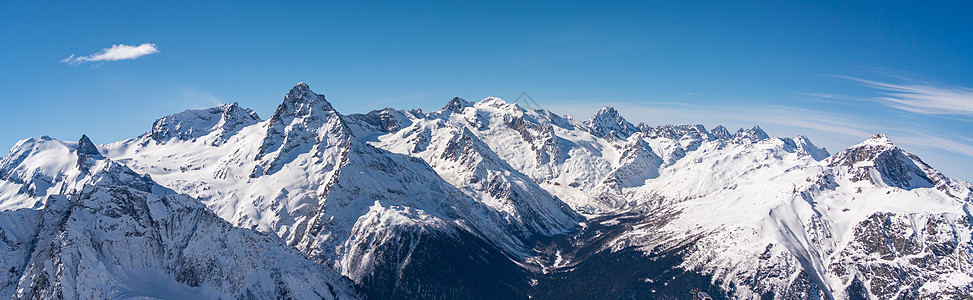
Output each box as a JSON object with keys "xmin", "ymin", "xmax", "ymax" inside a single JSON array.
[{"xmin": 1, "ymin": 83, "xmax": 971, "ymax": 299}]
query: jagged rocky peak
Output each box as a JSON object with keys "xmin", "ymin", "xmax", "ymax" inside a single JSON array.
[
  {"xmin": 592, "ymin": 106, "xmax": 622, "ymax": 121},
  {"xmin": 710, "ymin": 125, "xmax": 733, "ymax": 140},
  {"xmin": 257, "ymin": 83, "xmax": 349, "ymax": 175},
  {"xmin": 829, "ymin": 133, "xmax": 937, "ymax": 189},
  {"xmin": 830, "ymin": 133, "xmax": 897, "ymax": 166},
  {"xmin": 215, "ymin": 102, "xmax": 260, "ymax": 126},
  {"xmin": 345, "ymin": 107, "xmax": 413, "ymax": 134},
  {"xmin": 583, "ymin": 106, "xmax": 639, "ymax": 139},
  {"xmin": 148, "ymin": 102, "xmax": 260, "ymax": 143},
  {"xmin": 734, "ymin": 125, "xmax": 770, "ymax": 142},
  {"xmin": 287, "ymin": 81, "xmax": 316, "ymax": 99},
  {"xmin": 264, "ymin": 82, "xmax": 344, "ymax": 132},
  {"xmin": 268, "ymin": 82, "xmax": 335, "ymax": 125},
  {"xmin": 76, "ymin": 134, "xmax": 100, "ymax": 156},
  {"xmin": 75, "ymin": 134, "xmax": 103, "ymax": 172},
  {"xmin": 646, "ymin": 124, "xmax": 712, "ymax": 140},
  {"xmin": 442, "ymin": 96, "xmax": 472, "ymax": 114},
  {"xmin": 75, "ymin": 136, "xmax": 157, "ymax": 193},
  {"xmin": 407, "ymin": 108, "xmax": 424, "ymax": 118}
]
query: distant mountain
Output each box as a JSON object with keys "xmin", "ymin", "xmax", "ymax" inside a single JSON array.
[{"xmin": 2, "ymin": 83, "xmax": 970, "ymax": 299}]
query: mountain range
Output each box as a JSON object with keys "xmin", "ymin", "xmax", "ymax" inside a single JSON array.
[{"xmin": 1, "ymin": 83, "xmax": 971, "ymax": 299}]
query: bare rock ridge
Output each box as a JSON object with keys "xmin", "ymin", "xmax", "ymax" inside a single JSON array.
[
  {"xmin": 76, "ymin": 134, "xmax": 101, "ymax": 156},
  {"xmin": 442, "ymin": 96, "xmax": 471, "ymax": 114},
  {"xmin": 828, "ymin": 133, "xmax": 938, "ymax": 190}
]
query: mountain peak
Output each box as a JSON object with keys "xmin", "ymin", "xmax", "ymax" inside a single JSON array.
[
  {"xmin": 283, "ymin": 82, "xmax": 328, "ymax": 105},
  {"xmin": 218, "ymin": 102, "xmax": 259, "ymax": 120},
  {"xmin": 860, "ymin": 133, "xmax": 894, "ymax": 147},
  {"xmin": 442, "ymin": 96, "xmax": 471, "ymax": 114},
  {"xmin": 76, "ymin": 134, "xmax": 100, "ymax": 156},
  {"xmin": 75, "ymin": 134, "xmax": 100, "ymax": 173},
  {"xmin": 734, "ymin": 125, "xmax": 770, "ymax": 142},
  {"xmin": 826, "ymin": 132, "xmax": 943, "ymax": 190},
  {"xmin": 832, "ymin": 133, "xmax": 903, "ymax": 166},
  {"xmin": 258, "ymin": 83, "xmax": 348, "ymax": 175},
  {"xmin": 595, "ymin": 106, "xmax": 619, "ymax": 116},
  {"xmin": 290, "ymin": 82, "xmax": 311, "ymax": 93},
  {"xmin": 270, "ymin": 82, "xmax": 334, "ymax": 124},
  {"xmin": 583, "ymin": 106, "xmax": 638, "ymax": 139},
  {"xmin": 147, "ymin": 102, "xmax": 260, "ymax": 144},
  {"xmin": 479, "ymin": 97, "xmax": 508, "ymax": 107},
  {"xmin": 710, "ymin": 125, "xmax": 732, "ymax": 140}
]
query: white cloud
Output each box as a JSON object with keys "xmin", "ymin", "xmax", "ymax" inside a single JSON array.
[
  {"xmin": 843, "ymin": 76, "xmax": 973, "ymax": 116},
  {"xmin": 61, "ymin": 43, "xmax": 160, "ymax": 65}
]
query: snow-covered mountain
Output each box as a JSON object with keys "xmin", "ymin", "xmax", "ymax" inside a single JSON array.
[
  {"xmin": 101, "ymin": 83, "xmax": 578, "ymax": 298},
  {"xmin": 146, "ymin": 102, "xmax": 260, "ymax": 146},
  {"xmin": 2, "ymin": 82, "xmax": 971, "ymax": 299},
  {"xmin": 0, "ymin": 135, "xmax": 357, "ymax": 299}
]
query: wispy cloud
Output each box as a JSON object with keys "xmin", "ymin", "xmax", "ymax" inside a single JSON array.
[
  {"xmin": 894, "ymin": 132, "xmax": 973, "ymax": 158},
  {"xmin": 842, "ymin": 76, "xmax": 973, "ymax": 116},
  {"xmin": 755, "ymin": 106, "xmax": 876, "ymax": 138},
  {"xmin": 61, "ymin": 43, "xmax": 160, "ymax": 65},
  {"xmin": 799, "ymin": 92, "xmax": 837, "ymax": 99}
]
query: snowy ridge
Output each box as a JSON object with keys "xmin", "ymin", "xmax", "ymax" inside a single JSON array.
[
  {"xmin": 384, "ymin": 94, "xmax": 970, "ymax": 298},
  {"xmin": 2, "ymin": 82, "xmax": 972, "ymax": 299},
  {"xmin": 0, "ymin": 135, "xmax": 166, "ymax": 211},
  {"xmin": 370, "ymin": 112, "xmax": 581, "ymax": 242},
  {"xmin": 97, "ymin": 84, "xmax": 581, "ymax": 290},
  {"xmin": 148, "ymin": 102, "xmax": 260, "ymax": 146},
  {"xmin": 9, "ymin": 186, "xmax": 357, "ymax": 299},
  {"xmin": 577, "ymin": 133, "xmax": 973, "ymax": 298},
  {"xmin": 602, "ymin": 133, "xmax": 662, "ymax": 191},
  {"xmin": 0, "ymin": 137, "xmax": 357, "ymax": 299},
  {"xmin": 734, "ymin": 125, "xmax": 771, "ymax": 142}
]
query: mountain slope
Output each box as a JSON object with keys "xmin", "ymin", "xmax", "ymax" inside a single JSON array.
[
  {"xmin": 2, "ymin": 83, "xmax": 971, "ymax": 299},
  {"xmin": 0, "ymin": 136, "xmax": 358, "ymax": 299},
  {"xmin": 527, "ymin": 133, "xmax": 972, "ymax": 299},
  {"xmin": 99, "ymin": 83, "xmax": 580, "ymax": 297}
]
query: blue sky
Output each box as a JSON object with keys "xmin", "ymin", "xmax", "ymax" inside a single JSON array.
[{"xmin": 2, "ymin": 1, "xmax": 972, "ymax": 180}]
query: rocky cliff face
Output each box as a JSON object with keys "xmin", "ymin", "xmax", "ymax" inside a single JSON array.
[{"xmin": 828, "ymin": 212, "xmax": 973, "ymax": 299}]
